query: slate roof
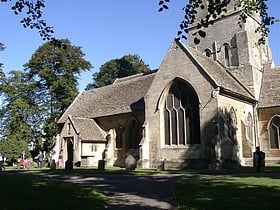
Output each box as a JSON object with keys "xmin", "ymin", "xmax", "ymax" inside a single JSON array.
[
  {"xmin": 58, "ymin": 40, "xmax": 259, "ymax": 126},
  {"xmin": 69, "ymin": 116, "xmax": 107, "ymax": 141},
  {"xmin": 176, "ymin": 39, "xmax": 255, "ymax": 100},
  {"xmin": 259, "ymin": 66, "xmax": 280, "ymax": 108},
  {"xmin": 58, "ymin": 72, "xmax": 156, "ymax": 123}
]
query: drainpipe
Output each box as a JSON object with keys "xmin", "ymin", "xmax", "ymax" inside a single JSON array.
[{"xmin": 253, "ymin": 102, "xmax": 259, "ymax": 150}]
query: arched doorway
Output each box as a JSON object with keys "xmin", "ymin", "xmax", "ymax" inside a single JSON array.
[{"xmin": 65, "ymin": 138, "xmax": 74, "ymax": 170}]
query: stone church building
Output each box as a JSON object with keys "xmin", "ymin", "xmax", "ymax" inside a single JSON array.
[{"xmin": 56, "ymin": 3, "xmax": 280, "ymax": 169}]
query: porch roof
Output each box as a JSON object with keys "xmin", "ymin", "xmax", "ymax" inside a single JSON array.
[{"xmin": 69, "ymin": 116, "xmax": 107, "ymax": 142}]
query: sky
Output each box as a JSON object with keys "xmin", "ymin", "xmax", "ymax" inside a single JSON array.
[{"xmin": 0, "ymin": 1, "xmax": 279, "ymax": 91}]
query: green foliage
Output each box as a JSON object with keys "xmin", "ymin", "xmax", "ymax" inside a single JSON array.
[
  {"xmin": 0, "ymin": 70, "xmax": 42, "ymax": 145},
  {"xmin": 86, "ymin": 54, "xmax": 151, "ymax": 89},
  {"xmin": 159, "ymin": 0, "xmax": 275, "ymax": 45},
  {"xmin": 2, "ymin": 1, "xmax": 275, "ymax": 45},
  {"xmin": 0, "ymin": 137, "xmax": 30, "ymax": 162},
  {"xmin": 0, "ymin": 42, "xmax": 4, "ymax": 73},
  {"xmin": 24, "ymin": 39, "xmax": 92, "ymax": 149},
  {"xmin": 0, "ymin": 0, "xmax": 54, "ymax": 40}
]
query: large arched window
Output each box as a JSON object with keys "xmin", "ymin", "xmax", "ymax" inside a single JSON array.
[
  {"xmin": 269, "ymin": 115, "xmax": 280, "ymax": 149},
  {"xmin": 164, "ymin": 80, "xmax": 200, "ymax": 146}
]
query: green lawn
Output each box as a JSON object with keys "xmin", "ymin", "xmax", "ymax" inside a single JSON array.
[
  {"xmin": 0, "ymin": 173, "xmax": 108, "ymax": 210},
  {"xmin": 176, "ymin": 176, "xmax": 280, "ymax": 210},
  {"xmin": 1, "ymin": 165, "xmax": 280, "ymax": 210}
]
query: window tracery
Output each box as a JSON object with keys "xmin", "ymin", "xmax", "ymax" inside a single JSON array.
[{"xmin": 163, "ymin": 80, "xmax": 200, "ymax": 146}]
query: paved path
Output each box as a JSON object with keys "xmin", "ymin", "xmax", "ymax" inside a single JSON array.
[
  {"xmin": 5, "ymin": 171, "xmax": 278, "ymax": 209},
  {"xmin": 44, "ymin": 173, "xmax": 180, "ymax": 210}
]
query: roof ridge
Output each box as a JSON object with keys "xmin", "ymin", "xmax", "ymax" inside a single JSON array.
[
  {"xmin": 58, "ymin": 92, "xmax": 83, "ymax": 124},
  {"xmin": 113, "ymin": 73, "xmax": 144, "ymax": 84},
  {"xmin": 176, "ymin": 39, "xmax": 219, "ymax": 87},
  {"xmin": 175, "ymin": 38, "xmax": 254, "ymax": 100}
]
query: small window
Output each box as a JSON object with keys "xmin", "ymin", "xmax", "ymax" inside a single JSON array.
[
  {"xmin": 205, "ymin": 49, "xmax": 212, "ymax": 57},
  {"xmin": 223, "ymin": 107, "xmax": 237, "ymax": 144},
  {"xmin": 246, "ymin": 113, "xmax": 254, "ymax": 142},
  {"xmin": 224, "ymin": 44, "xmax": 230, "ymax": 67},
  {"xmin": 269, "ymin": 115, "xmax": 280, "ymax": 149},
  {"xmin": 91, "ymin": 144, "xmax": 97, "ymax": 152},
  {"xmin": 67, "ymin": 123, "xmax": 71, "ymax": 135}
]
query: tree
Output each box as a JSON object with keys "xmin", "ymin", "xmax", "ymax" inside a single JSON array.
[
  {"xmin": 0, "ymin": 43, "xmax": 5, "ymax": 70},
  {"xmin": 159, "ymin": 0, "xmax": 276, "ymax": 45},
  {"xmin": 1, "ymin": 0, "xmax": 54, "ymax": 40},
  {"xmin": 0, "ymin": 70, "xmax": 37, "ymax": 161},
  {"xmin": 0, "ymin": 136, "xmax": 30, "ymax": 163},
  {"xmin": 86, "ymin": 54, "xmax": 151, "ymax": 90},
  {"xmin": 1, "ymin": 1, "xmax": 275, "ymax": 44},
  {"xmin": 24, "ymin": 39, "xmax": 92, "ymax": 149},
  {"xmin": 0, "ymin": 71, "xmax": 37, "ymax": 138}
]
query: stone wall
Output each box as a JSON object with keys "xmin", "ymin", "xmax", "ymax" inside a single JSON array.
[
  {"xmin": 189, "ymin": 8, "xmax": 272, "ymax": 99},
  {"xmin": 97, "ymin": 112, "xmax": 145, "ymax": 167},
  {"xmin": 217, "ymin": 94, "xmax": 255, "ymax": 166},
  {"xmin": 145, "ymin": 41, "xmax": 219, "ymax": 169}
]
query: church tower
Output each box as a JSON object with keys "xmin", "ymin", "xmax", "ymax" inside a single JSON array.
[{"xmin": 187, "ymin": 0, "xmax": 273, "ymax": 99}]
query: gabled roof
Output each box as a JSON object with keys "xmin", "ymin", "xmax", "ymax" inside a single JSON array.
[
  {"xmin": 69, "ymin": 116, "xmax": 107, "ymax": 142},
  {"xmin": 176, "ymin": 39, "xmax": 255, "ymax": 101},
  {"xmin": 259, "ymin": 66, "xmax": 280, "ymax": 108},
  {"xmin": 58, "ymin": 71, "xmax": 156, "ymax": 123}
]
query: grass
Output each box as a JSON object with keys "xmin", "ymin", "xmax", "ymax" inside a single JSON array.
[
  {"xmin": 1, "ymin": 164, "xmax": 280, "ymax": 210},
  {"xmin": 176, "ymin": 176, "xmax": 280, "ymax": 210},
  {"xmin": 5, "ymin": 163, "xmax": 280, "ymax": 175},
  {"xmin": 0, "ymin": 173, "xmax": 109, "ymax": 210}
]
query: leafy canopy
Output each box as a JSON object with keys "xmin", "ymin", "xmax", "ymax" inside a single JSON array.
[
  {"xmin": 0, "ymin": 70, "xmax": 37, "ymax": 160},
  {"xmin": 24, "ymin": 39, "xmax": 92, "ymax": 148},
  {"xmin": 86, "ymin": 54, "xmax": 151, "ymax": 90},
  {"xmin": 1, "ymin": 0, "xmax": 53, "ymax": 40},
  {"xmin": 1, "ymin": 0, "xmax": 276, "ymax": 44},
  {"xmin": 159, "ymin": 0, "xmax": 276, "ymax": 45}
]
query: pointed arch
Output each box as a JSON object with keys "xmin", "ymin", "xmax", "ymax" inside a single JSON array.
[
  {"xmin": 162, "ymin": 78, "xmax": 200, "ymax": 146},
  {"xmin": 268, "ymin": 115, "xmax": 280, "ymax": 149},
  {"xmin": 223, "ymin": 107, "xmax": 237, "ymax": 144},
  {"xmin": 245, "ymin": 112, "xmax": 254, "ymax": 143},
  {"xmin": 224, "ymin": 43, "xmax": 231, "ymax": 67}
]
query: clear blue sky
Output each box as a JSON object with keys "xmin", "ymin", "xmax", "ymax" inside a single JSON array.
[{"xmin": 0, "ymin": 1, "xmax": 279, "ymax": 90}]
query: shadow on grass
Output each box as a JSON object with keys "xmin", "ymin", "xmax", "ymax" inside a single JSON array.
[
  {"xmin": 1, "ymin": 165, "xmax": 280, "ymax": 210},
  {"xmin": 0, "ymin": 174, "xmax": 108, "ymax": 210},
  {"xmin": 176, "ymin": 176, "xmax": 280, "ymax": 210}
]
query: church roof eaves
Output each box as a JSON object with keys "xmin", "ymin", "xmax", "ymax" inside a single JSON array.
[
  {"xmin": 259, "ymin": 66, "xmax": 280, "ymax": 108},
  {"xmin": 58, "ymin": 71, "xmax": 156, "ymax": 124}
]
